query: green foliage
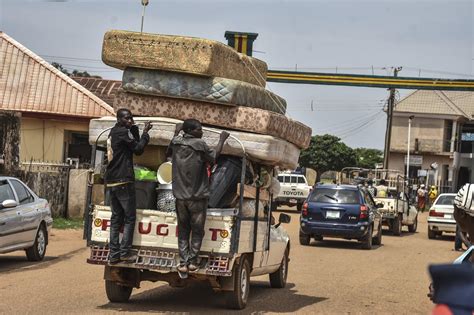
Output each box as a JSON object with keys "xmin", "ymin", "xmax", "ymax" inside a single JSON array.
[
  {"xmin": 299, "ymin": 134, "xmax": 356, "ymax": 182},
  {"xmin": 53, "ymin": 217, "xmax": 84, "ymax": 230},
  {"xmin": 354, "ymin": 148, "xmax": 384, "ymax": 169},
  {"xmin": 51, "ymin": 62, "xmax": 102, "ymax": 79}
]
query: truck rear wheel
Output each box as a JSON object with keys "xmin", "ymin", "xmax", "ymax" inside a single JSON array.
[
  {"xmin": 408, "ymin": 215, "xmax": 418, "ymax": 233},
  {"xmin": 225, "ymin": 257, "xmax": 250, "ymax": 310},
  {"xmin": 392, "ymin": 216, "xmax": 402, "ymax": 236},
  {"xmin": 269, "ymin": 247, "xmax": 289, "ymax": 288},
  {"xmin": 105, "ymin": 280, "xmax": 133, "ymax": 303}
]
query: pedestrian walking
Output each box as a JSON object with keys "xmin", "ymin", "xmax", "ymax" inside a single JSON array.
[
  {"xmin": 167, "ymin": 119, "xmax": 230, "ymax": 276},
  {"xmin": 105, "ymin": 108, "xmax": 152, "ymax": 264},
  {"xmin": 429, "ymin": 185, "xmax": 438, "ymax": 207},
  {"xmin": 417, "ymin": 184, "xmax": 427, "ymax": 212}
]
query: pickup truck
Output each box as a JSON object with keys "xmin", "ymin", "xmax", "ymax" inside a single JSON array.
[
  {"xmin": 274, "ymin": 173, "xmax": 311, "ymax": 211},
  {"xmin": 84, "ymin": 122, "xmax": 292, "ymax": 310},
  {"xmin": 372, "ymin": 175, "xmax": 418, "ymax": 236}
]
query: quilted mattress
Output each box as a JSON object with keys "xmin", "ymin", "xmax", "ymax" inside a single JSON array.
[
  {"xmin": 122, "ymin": 68, "xmax": 286, "ymax": 114},
  {"xmin": 89, "ymin": 117, "xmax": 300, "ymax": 170},
  {"xmin": 114, "ymin": 90, "xmax": 311, "ymax": 149},
  {"xmin": 102, "ymin": 30, "xmax": 268, "ymax": 87}
]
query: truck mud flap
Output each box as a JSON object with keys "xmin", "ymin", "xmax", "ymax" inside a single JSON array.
[{"xmin": 104, "ymin": 266, "xmax": 141, "ymax": 288}]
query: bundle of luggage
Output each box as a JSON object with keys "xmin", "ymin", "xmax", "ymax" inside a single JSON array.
[{"xmin": 92, "ymin": 30, "xmax": 312, "ymax": 213}]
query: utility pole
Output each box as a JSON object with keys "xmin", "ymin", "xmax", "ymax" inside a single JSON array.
[
  {"xmin": 383, "ymin": 67, "xmax": 402, "ymax": 169},
  {"xmin": 140, "ymin": 0, "xmax": 149, "ymax": 33}
]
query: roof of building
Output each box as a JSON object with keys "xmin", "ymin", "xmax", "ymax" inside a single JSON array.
[
  {"xmin": 0, "ymin": 32, "xmax": 114, "ymax": 118},
  {"xmin": 72, "ymin": 77, "xmax": 121, "ymax": 106},
  {"xmin": 394, "ymin": 90, "xmax": 474, "ymax": 120}
]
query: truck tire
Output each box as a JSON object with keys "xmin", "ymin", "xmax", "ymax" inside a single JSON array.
[
  {"xmin": 299, "ymin": 230, "xmax": 310, "ymax": 246},
  {"xmin": 269, "ymin": 247, "xmax": 289, "ymax": 288},
  {"xmin": 296, "ymin": 203, "xmax": 303, "ymax": 212},
  {"xmin": 105, "ymin": 280, "xmax": 133, "ymax": 303},
  {"xmin": 361, "ymin": 225, "xmax": 373, "ymax": 250},
  {"xmin": 408, "ymin": 215, "xmax": 418, "ymax": 233},
  {"xmin": 373, "ymin": 222, "xmax": 383, "ymax": 246},
  {"xmin": 392, "ymin": 216, "xmax": 402, "ymax": 236},
  {"xmin": 428, "ymin": 227, "xmax": 437, "ymax": 239},
  {"xmin": 225, "ymin": 257, "xmax": 250, "ymax": 310},
  {"xmin": 26, "ymin": 225, "xmax": 47, "ymax": 261}
]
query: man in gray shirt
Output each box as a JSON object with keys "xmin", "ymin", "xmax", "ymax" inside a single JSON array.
[{"xmin": 167, "ymin": 119, "xmax": 229, "ymax": 275}]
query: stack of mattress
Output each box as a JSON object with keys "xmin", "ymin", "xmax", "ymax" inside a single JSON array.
[{"xmin": 96, "ymin": 30, "xmax": 312, "ymax": 169}]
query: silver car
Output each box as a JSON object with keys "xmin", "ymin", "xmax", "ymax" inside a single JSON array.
[{"xmin": 0, "ymin": 177, "xmax": 53, "ymax": 261}]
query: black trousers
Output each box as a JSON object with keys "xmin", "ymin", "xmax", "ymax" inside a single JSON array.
[
  {"xmin": 175, "ymin": 199, "xmax": 208, "ymax": 265},
  {"xmin": 108, "ymin": 183, "xmax": 136, "ymax": 260}
]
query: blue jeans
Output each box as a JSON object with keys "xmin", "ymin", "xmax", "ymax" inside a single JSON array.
[{"xmin": 108, "ymin": 183, "xmax": 136, "ymax": 260}]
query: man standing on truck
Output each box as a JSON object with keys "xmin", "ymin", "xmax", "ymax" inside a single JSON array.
[
  {"xmin": 167, "ymin": 119, "xmax": 229, "ymax": 275},
  {"xmin": 105, "ymin": 108, "xmax": 152, "ymax": 264},
  {"xmin": 367, "ymin": 179, "xmax": 377, "ymax": 198},
  {"xmin": 376, "ymin": 179, "xmax": 389, "ymax": 198}
]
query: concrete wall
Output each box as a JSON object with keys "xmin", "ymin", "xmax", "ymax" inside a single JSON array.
[
  {"xmin": 389, "ymin": 152, "xmax": 453, "ymax": 181},
  {"xmin": 19, "ymin": 169, "xmax": 69, "ymax": 217},
  {"xmin": 0, "ymin": 111, "xmax": 21, "ymax": 174},
  {"xmin": 390, "ymin": 116, "xmax": 446, "ymax": 153},
  {"xmin": 20, "ymin": 117, "xmax": 89, "ymax": 163},
  {"xmin": 67, "ymin": 169, "xmax": 88, "ymax": 218}
]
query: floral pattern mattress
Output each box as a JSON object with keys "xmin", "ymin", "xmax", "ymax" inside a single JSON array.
[{"xmin": 114, "ymin": 90, "xmax": 311, "ymax": 149}]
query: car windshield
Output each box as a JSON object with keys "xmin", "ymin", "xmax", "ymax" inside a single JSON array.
[
  {"xmin": 435, "ymin": 195, "xmax": 455, "ymax": 206},
  {"xmin": 309, "ymin": 188, "xmax": 360, "ymax": 204},
  {"xmin": 0, "ymin": 181, "xmax": 15, "ymax": 203}
]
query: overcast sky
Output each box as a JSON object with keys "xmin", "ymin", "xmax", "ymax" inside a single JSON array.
[{"xmin": 1, "ymin": 0, "xmax": 472, "ymax": 149}]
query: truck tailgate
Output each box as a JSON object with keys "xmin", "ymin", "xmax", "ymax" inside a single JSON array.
[{"xmin": 91, "ymin": 206, "xmax": 235, "ymax": 255}]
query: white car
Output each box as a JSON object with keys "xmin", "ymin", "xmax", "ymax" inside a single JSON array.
[
  {"xmin": 275, "ymin": 173, "xmax": 311, "ymax": 211},
  {"xmin": 427, "ymin": 193, "xmax": 457, "ymax": 239},
  {"xmin": 0, "ymin": 177, "xmax": 53, "ymax": 260}
]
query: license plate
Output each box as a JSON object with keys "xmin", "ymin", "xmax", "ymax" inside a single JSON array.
[
  {"xmin": 290, "ymin": 199, "xmax": 297, "ymax": 203},
  {"xmin": 326, "ymin": 210, "xmax": 340, "ymax": 219},
  {"xmin": 444, "ymin": 214, "xmax": 452, "ymax": 219}
]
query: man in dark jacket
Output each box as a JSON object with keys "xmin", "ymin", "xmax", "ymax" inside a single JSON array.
[
  {"xmin": 105, "ymin": 108, "xmax": 152, "ymax": 264},
  {"xmin": 167, "ymin": 119, "xmax": 229, "ymax": 275}
]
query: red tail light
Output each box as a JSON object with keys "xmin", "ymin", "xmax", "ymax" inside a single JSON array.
[
  {"xmin": 302, "ymin": 202, "xmax": 308, "ymax": 216},
  {"xmin": 429, "ymin": 210, "xmax": 444, "ymax": 217},
  {"xmin": 360, "ymin": 205, "xmax": 368, "ymax": 219}
]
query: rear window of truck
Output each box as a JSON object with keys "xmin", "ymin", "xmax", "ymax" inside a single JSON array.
[{"xmin": 309, "ymin": 188, "xmax": 360, "ymax": 204}]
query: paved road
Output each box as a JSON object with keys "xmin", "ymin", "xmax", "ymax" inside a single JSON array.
[{"xmin": 0, "ymin": 211, "xmax": 460, "ymax": 314}]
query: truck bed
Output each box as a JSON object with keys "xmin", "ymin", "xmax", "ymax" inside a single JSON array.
[{"xmin": 88, "ymin": 205, "xmax": 270, "ymax": 276}]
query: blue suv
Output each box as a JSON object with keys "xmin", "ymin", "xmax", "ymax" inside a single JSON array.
[{"xmin": 299, "ymin": 184, "xmax": 383, "ymax": 249}]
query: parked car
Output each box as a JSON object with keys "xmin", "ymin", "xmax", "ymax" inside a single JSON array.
[
  {"xmin": 0, "ymin": 177, "xmax": 52, "ymax": 261},
  {"xmin": 299, "ymin": 184, "xmax": 383, "ymax": 249},
  {"xmin": 427, "ymin": 193, "xmax": 457, "ymax": 239}
]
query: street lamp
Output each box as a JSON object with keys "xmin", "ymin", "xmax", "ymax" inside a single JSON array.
[
  {"xmin": 140, "ymin": 0, "xmax": 149, "ymax": 33},
  {"xmin": 406, "ymin": 115, "xmax": 415, "ymax": 179}
]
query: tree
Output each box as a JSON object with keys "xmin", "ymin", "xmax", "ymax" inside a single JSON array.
[
  {"xmin": 354, "ymin": 148, "xmax": 383, "ymax": 169},
  {"xmin": 51, "ymin": 62, "xmax": 102, "ymax": 79},
  {"xmin": 299, "ymin": 134, "xmax": 356, "ymax": 183}
]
